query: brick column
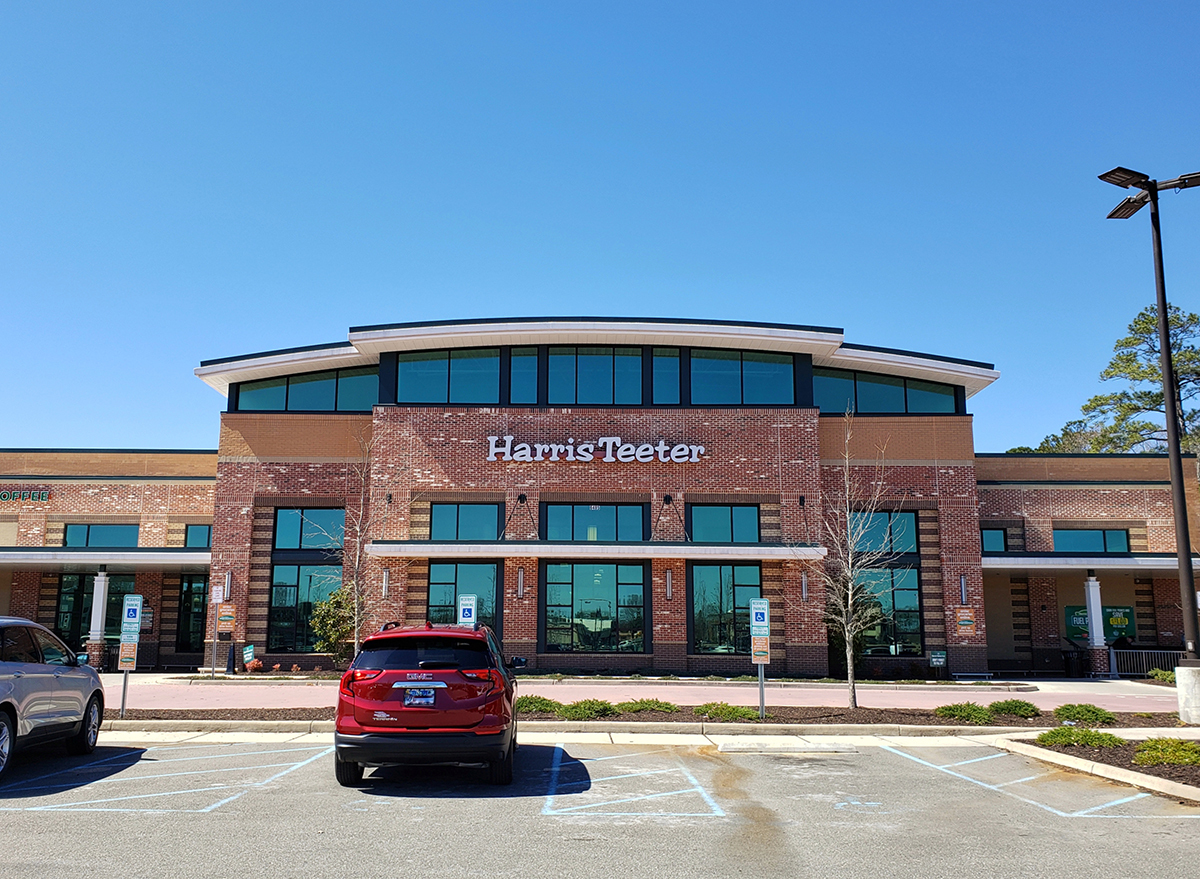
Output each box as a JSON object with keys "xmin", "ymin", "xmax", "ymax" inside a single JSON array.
[{"xmin": 503, "ymin": 557, "xmax": 539, "ymax": 667}]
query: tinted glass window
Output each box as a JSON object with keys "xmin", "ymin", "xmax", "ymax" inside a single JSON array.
[
  {"xmin": 1, "ymin": 626, "xmax": 40, "ymax": 663},
  {"xmin": 397, "ymin": 351, "xmax": 449, "ymax": 403},
  {"xmin": 543, "ymin": 562, "xmax": 645, "ymax": 653},
  {"xmin": 336, "ymin": 367, "xmax": 377, "ymax": 411},
  {"xmin": 859, "ymin": 568, "xmax": 922, "ymax": 656},
  {"xmin": 275, "ymin": 509, "xmax": 344, "ymax": 550},
  {"xmin": 813, "ymin": 367, "xmax": 855, "ymax": 413},
  {"xmin": 855, "ymin": 373, "xmax": 906, "ymax": 413},
  {"xmin": 510, "ymin": 347, "xmax": 538, "ymax": 405},
  {"xmin": 449, "ymin": 348, "xmax": 500, "ymax": 404},
  {"xmin": 741, "ymin": 352, "xmax": 793, "ymax": 404},
  {"xmin": 691, "ymin": 505, "xmax": 759, "ymax": 543},
  {"xmin": 545, "ymin": 504, "xmax": 645, "ymax": 541},
  {"xmin": 852, "ymin": 512, "xmax": 915, "ymax": 553},
  {"xmin": 268, "ymin": 564, "xmax": 341, "ymax": 652},
  {"xmin": 428, "ymin": 563, "xmax": 498, "ymax": 629},
  {"xmin": 613, "ymin": 348, "xmax": 642, "ymax": 405},
  {"xmin": 185, "ymin": 524, "xmax": 211, "ymax": 548},
  {"xmin": 653, "ymin": 348, "xmax": 680, "ymax": 404},
  {"xmin": 691, "ymin": 564, "xmax": 760, "ymax": 653},
  {"xmin": 286, "ymin": 370, "xmax": 336, "ymax": 410},
  {"xmin": 690, "ymin": 349, "xmax": 742, "ymax": 404},
  {"xmin": 64, "ymin": 524, "xmax": 89, "ymax": 547},
  {"xmin": 430, "ymin": 504, "xmax": 499, "ymax": 541},
  {"xmin": 577, "ymin": 347, "xmax": 614, "ymax": 405},
  {"xmin": 238, "ymin": 377, "xmax": 287, "ymax": 410},
  {"xmin": 65, "ymin": 524, "xmax": 139, "ymax": 547},
  {"xmin": 548, "ymin": 347, "xmax": 575, "ymax": 404},
  {"xmin": 32, "ymin": 628, "xmax": 71, "ymax": 665},
  {"xmin": 354, "ymin": 636, "xmax": 492, "ymax": 670},
  {"xmin": 906, "ymin": 379, "xmax": 956, "ymax": 413},
  {"xmin": 548, "ymin": 347, "xmax": 641, "ymax": 405},
  {"xmin": 1052, "ymin": 529, "xmax": 1129, "ymax": 553},
  {"xmin": 176, "ymin": 575, "xmax": 209, "ymax": 652},
  {"xmin": 53, "ymin": 573, "xmax": 135, "ymax": 648},
  {"xmin": 980, "ymin": 529, "xmax": 1006, "ymax": 552}
]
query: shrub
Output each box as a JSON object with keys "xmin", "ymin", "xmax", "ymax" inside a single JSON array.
[
  {"xmin": 291, "ymin": 664, "xmax": 302, "ymax": 674},
  {"xmin": 988, "ymin": 699, "xmax": 1041, "ymax": 719},
  {"xmin": 701, "ymin": 674, "xmax": 726, "ymax": 681},
  {"xmin": 1053, "ymin": 703, "xmax": 1116, "ymax": 727},
  {"xmin": 693, "ymin": 702, "xmax": 761, "ymax": 722},
  {"xmin": 514, "ymin": 695, "xmax": 563, "ymax": 714},
  {"xmin": 245, "ymin": 658, "xmax": 263, "ymax": 673},
  {"xmin": 616, "ymin": 698, "xmax": 679, "ymax": 714},
  {"xmin": 1134, "ymin": 737, "xmax": 1200, "ymax": 766},
  {"xmin": 1036, "ymin": 727, "xmax": 1127, "ymax": 748},
  {"xmin": 556, "ymin": 699, "xmax": 619, "ymax": 720},
  {"xmin": 271, "ymin": 664, "xmax": 281, "ymax": 672},
  {"xmin": 1148, "ymin": 668, "xmax": 1177, "ymax": 684},
  {"xmin": 933, "ymin": 702, "xmax": 995, "ymax": 725}
]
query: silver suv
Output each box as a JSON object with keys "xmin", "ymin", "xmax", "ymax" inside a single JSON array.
[{"xmin": 0, "ymin": 616, "xmax": 105, "ymax": 778}]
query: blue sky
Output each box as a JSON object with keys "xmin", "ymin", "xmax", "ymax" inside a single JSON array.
[{"xmin": 3, "ymin": 2, "xmax": 1198, "ymax": 452}]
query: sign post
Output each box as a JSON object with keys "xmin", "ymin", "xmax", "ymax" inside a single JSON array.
[
  {"xmin": 749, "ymin": 598, "xmax": 770, "ymax": 720},
  {"xmin": 119, "ymin": 594, "xmax": 143, "ymax": 719},
  {"xmin": 457, "ymin": 594, "xmax": 478, "ymax": 628}
]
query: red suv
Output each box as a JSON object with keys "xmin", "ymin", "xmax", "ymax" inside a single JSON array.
[{"xmin": 334, "ymin": 622, "xmax": 525, "ymax": 786}]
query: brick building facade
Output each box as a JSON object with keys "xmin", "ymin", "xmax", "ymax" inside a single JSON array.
[{"xmin": 3, "ymin": 318, "xmax": 1197, "ymax": 677}]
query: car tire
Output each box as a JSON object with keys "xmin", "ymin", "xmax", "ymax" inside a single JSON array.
[
  {"xmin": 0, "ymin": 711, "xmax": 13, "ymax": 779},
  {"xmin": 335, "ymin": 755, "xmax": 364, "ymax": 787},
  {"xmin": 488, "ymin": 743, "xmax": 514, "ymax": 786},
  {"xmin": 66, "ymin": 695, "xmax": 102, "ymax": 756}
]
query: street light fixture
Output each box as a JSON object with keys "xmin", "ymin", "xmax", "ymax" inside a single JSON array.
[{"xmin": 1100, "ymin": 166, "xmax": 1200, "ymax": 664}]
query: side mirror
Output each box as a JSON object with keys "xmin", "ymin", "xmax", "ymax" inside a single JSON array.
[
  {"xmin": 76, "ymin": 654, "xmax": 90, "ymax": 667},
  {"xmin": 508, "ymin": 657, "xmax": 527, "ymax": 670}
]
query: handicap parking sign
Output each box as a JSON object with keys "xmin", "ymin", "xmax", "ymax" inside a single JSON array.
[
  {"xmin": 457, "ymin": 594, "xmax": 478, "ymax": 627},
  {"xmin": 754, "ymin": 611, "xmax": 766, "ymax": 623}
]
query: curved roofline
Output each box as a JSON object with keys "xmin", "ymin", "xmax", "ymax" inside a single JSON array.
[{"xmin": 195, "ymin": 316, "xmax": 1000, "ymax": 398}]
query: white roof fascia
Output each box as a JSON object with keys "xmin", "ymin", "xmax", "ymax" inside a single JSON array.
[
  {"xmin": 366, "ymin": 541, "xmax": 825, "ymax": 562},
  {"xmin": 981, "ymin": 555, "xmax": 1199, "ymax": 572},
  {"xmin": 818, "ymin": 348, "xmax": 1000, "ymax": 398},
  {"xmin": 0, "ymin": 549, "xmax": 212, "ymax": 571},
  {"xmin": 195, "ymin": 346, "xmax": 374, "ymax": 397},
  {"xmin": 348, "ymin": 320, "xmax": 846, "ymax": 359}
]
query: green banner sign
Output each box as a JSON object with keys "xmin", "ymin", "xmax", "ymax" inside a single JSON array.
[{"xmin": 1064, "ymin": 605, "xmax": 1135, "ymax": 642}]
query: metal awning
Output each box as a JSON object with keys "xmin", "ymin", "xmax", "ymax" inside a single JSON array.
[
  {"xmin": 982, "ymin": 553, "xmax": 1200, "ymax": 574},
  {"xmin": 366, "ymin": 540, "xmax": 826, "ymax": 562},
  {"xmin": 0, "ymin": 547, "xmax": 211, "ymax": 573}
]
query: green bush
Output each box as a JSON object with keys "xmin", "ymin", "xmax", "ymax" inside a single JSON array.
[
  {"xmin": 556, "ymin": 699, "xmax": 619, "ymax": 720},
  {"xmin": 514, "ymin": 695, "xmax": 564, "ymax": 714},
  {"xmin": 693, "ymin": 702, "xmax": 761, "ymax": 722},
  {"xmin": 1134, "ymin": 737, "xmax": 1200, "ymax": 766},
  {"xmin": 933, "ymin": 702, "xmax": 995, "ymax": 725},
  {"xmin": 1148, "ymin": 668, "xmax": 1177, "ymax": 684},
  {"xmin": 988, "ymin": 699, "xmax": 1042, "ymax": 719},
  {"xmin": 615, "ymin": 698, "xmax": 679, "ymax": 714},
  {"xmin": 1036, "ymin": 727, "xmax": 1127, "ymax": 748},
  {"xmin": 1053, "ymin": 703, "xmax": 1117, "ymax": 727}
]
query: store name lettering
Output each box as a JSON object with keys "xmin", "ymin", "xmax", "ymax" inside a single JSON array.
[
  {"xmin": 0, "ymin": 490, "xmax": 50, "ymax": 502},
  {"xmin": 486, "ymin": 435, "xmax": 706, "ymax": 464}
]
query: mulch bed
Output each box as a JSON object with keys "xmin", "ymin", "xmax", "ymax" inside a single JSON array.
[
  {"xmin": 113, "ymin": 706, "xmax": 1189, "ymax": 728},
  {"xmin": 1036, "ymin": 742, "xmax": 1200, "ymax": 789}
]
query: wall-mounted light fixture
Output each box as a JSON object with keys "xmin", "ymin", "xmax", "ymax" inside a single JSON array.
[
  {"xmin": 517, "ymin": 494, "xmax": 527, "ymax": 505},
  {"xmin": 665, "ymin": 569, "xmax": 673, "ymax": 600},
  {"xmin": 517, "ymin": 568, "xmax": 525, "ymax": 598},
  {"xmin": 382, "ymin": 568, "xmax": 390, "ymax": 599},
  {"xmin": 959, "ymin": 573, "xmax": 968, "ymax": 606},
  {"xmin": 224, "ymin": 571, "xmax": 232, "ymax": 601},
  {"xmin": 802, "ymin": 571, "xmax": 808, "ymax": 602},
  {"xmin": 663, "ymin": 494, "xmax": 673, "ymax": 506}
]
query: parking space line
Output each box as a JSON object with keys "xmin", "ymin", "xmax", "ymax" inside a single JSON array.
[
  {"xmin": 9, "ymin": 760, "xmax": 306, "ymax": 792},
  {"xmin": 549, "ymin": 788, "xmax": 709, "ymax": 814},
  {"xmin": 556, "ymin": 768, "xmax": 680, "ymax": 787},
  {"xmin": 1072, "ymin": 793, "xmax": 1150, "ymax": 816},
  {"xmin": 941, "ymin": 753, "xmax": 1006, "ymax": 769},
  {"xmin": 995, "ymin": 773, "xmax": 1050, "ymax": 787}
]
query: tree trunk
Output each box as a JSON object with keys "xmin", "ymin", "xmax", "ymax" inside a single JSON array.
[{"xmin": 845, "ymin": 630, "xmax": 858, "ymax": 709}]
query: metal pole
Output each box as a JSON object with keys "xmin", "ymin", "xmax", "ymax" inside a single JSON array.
[
  {"xmin": 758, "ymin": 664, "xmax": 765, "ymax": 720},
  {"xmin": 211, "ymin": 599, "xmax": 218, "ymax": 679},
  {"xmin": 120, "ymin": 669, "xmax": 129, "ymax": 718},
  {"xmin": 1148, "ymin": 186, "xmax": 1200, "ymax": 662}
]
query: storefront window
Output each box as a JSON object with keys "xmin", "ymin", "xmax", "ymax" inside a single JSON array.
[
  {"xmin": 176, "ymin": 575, "xmax": 209, "ymax": 652},
  {"xmin": 691, "ymin": 349, "xmax": 793, "ymax": 405},
  {"xmin": 274, "ymin": 508, "xmax": 345, "ymax": 550},
  {"xmin": 396, "ymin": 348, "xmax": 500, "ymax": 404},
  {"xmin": 858, "ymin": 568, "xmax": 922, "ymax": 656},
  {"xmin": 185, "ymin": 524, "xmax": 211, "ymax": 548},
  {"xmin": 428, "ymin": 562, "xmax": 499, "ymax": 631},
  {"xmin": 980, "ymin": 529, "xmax": 1007, "ymax": 552},
  {"xmin": 689, "ymin": 505, "xmax": 759, "ymax": 543},
  {"xmin": 64, "ymin": 524, "xmax": 140, "ymax": 547},
  {"xmin": 544, "ymin": 504, "xmax": 645, "ymax": 541},
  {"xmin": 548, "ymin": 346, "xmax": 642, "ymax": 405},
  {"xmin": 430, "ymin": 504, "xmax": 501, "ymax": 541},
  {"xmin": 543, "ymin": 563, "xmax": 646, "ymax": 652},
  {"xmin": 1052, "ymin": 529, "xmax": 1129, "ymax": 553},
  {"xmin": 54, "ymin": 573, "xmax": 136, "ymax": 649},
  {"xmin": 851, "ymin": 511, "xmax": 916, "ymax": 554},
  {"xmin": 690, "ymin": 564, "xmax": 760, "ymax": 654},
  {"xmin": 268, "ymin": 564, "xmax": 342, "ymax": 652}
]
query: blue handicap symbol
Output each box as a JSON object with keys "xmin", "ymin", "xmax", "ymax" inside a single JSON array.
[
  {"xmin": 127, "ymin": 608, "xmax": 138, "ymax": 618},
  {"xmin": 463, "ymin": 608, "xmax": 473, "ymax": 618},
  {"xmin": 754, "ymin": 611, "xmax": 765, "ymax": 622}
]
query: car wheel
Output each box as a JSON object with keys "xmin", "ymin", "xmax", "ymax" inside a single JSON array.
[
  {"xmin": 334, "ymin": 755, "xmax": 364, "ymax": 787},
  {"xmin": 66, "ymin": 695, "xmax": 102, "ymax": 756},
  {"xmin": 488, "ymin": 743, "xmax": 514, "ymax": 786},
  {"xmin": 0, "ymin": 712, "xmax": 13, "ymax": 779}
]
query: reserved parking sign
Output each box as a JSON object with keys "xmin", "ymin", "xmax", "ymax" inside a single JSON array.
[{"xmin": 457, "ymin": 594, "xmax": 477, "ymax": 627}]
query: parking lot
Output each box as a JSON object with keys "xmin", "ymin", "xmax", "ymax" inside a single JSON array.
[{"xmin": 1, "ymin": 732, "xmax": 1197, "ymax": 878}]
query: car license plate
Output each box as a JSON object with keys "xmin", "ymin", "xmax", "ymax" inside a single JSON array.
[{"xmin": 404, "ymin": 687, "xmax": 435, "ymax": 707}]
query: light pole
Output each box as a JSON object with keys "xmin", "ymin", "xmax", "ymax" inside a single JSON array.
[{"xmin": 1100, "ymin": 166, "xmax": 1200, "ymax": 664}]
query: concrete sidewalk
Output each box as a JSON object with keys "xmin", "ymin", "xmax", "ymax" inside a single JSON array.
[{"xmin": 100, "ymin": 672, "xmax": 1183, "ymax": 713}]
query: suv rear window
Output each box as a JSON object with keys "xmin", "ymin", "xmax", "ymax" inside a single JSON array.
[{"xmin": 354, "ymin": 636, "xmax": 492, "ymax": 670}]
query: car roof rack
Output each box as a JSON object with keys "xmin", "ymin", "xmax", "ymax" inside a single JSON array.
[{"xmin": 379, "ymin": 621, "xmax": 403, "ymax": 632}]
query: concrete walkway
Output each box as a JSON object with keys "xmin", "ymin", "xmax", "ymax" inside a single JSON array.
[{"xmin": 100, "ymin": 673, "xmax": 1183, "ymax": 713}]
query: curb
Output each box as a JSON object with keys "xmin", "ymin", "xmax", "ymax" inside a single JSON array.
[
  {"xmin": 99, "ymin": 719, "xmax": 1032, "ymax": 736},
  {"xmin": 993, "ymin": 737, "xmax": 1200, "ymax": 804}
]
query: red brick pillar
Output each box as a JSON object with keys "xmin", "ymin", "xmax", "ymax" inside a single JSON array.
[
  {"xmin": 1088, "ymin": 647, "xmax": 1110, "ymax": 676},
  {"xmin": 503, "ymin": 557, "xmax": 539, "ymax": 667},
  {"xmin": 651, "ymin": 558, "xmax": 687, "ymax": 673}
]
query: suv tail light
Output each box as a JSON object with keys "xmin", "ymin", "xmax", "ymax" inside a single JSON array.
[
  {"xmin": 339, "ymin": 668, "xmax": 382, "ymax": 697},
  {"xmin": 461, "ymin": 669, "xmax": 504, "ymax": 690}
]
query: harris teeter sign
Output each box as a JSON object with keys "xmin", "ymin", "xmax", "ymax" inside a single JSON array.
[{"xmin": 487, "ymin": 436, "xmax": 706, "ymax": 463}]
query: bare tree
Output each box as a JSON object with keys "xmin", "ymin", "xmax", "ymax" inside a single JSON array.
[{"xmin": 807, "ymin": 413, "xmax": 905, "ymax": 709}]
